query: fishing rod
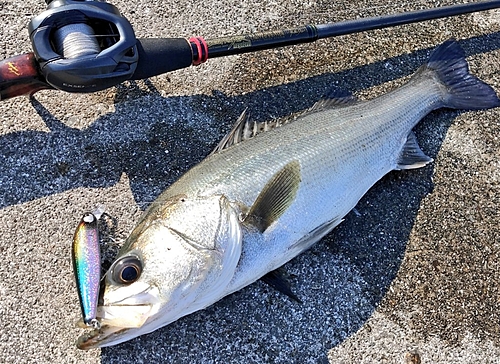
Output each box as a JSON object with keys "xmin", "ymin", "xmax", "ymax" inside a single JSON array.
[{"xmin": 1, "ymin": 0, "xmax": 500, "ymax": 100}]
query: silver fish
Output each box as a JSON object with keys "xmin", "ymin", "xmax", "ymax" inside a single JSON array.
[{"xmin": 76, "ymin": 39, "xmax": 499, "ymax": 349}]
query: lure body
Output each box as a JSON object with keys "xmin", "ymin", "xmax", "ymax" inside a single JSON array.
[{"xmin": 72, "ymin": 212, "xmax": 101, "ymax": 327}]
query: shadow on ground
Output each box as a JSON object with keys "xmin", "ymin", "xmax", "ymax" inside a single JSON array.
[{"xmin": 1, "ymin": 33, "xmax": 498, "ymax": 363}]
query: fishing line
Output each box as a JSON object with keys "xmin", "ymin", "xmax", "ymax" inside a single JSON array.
[{"xmin": 54, "ymin": 23, "xmax": 101, "ymax": 59}]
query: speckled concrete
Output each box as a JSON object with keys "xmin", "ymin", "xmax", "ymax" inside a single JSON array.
[{"xmin": 1, "ymin": 0, "xmax": 499, "ymax": 363}]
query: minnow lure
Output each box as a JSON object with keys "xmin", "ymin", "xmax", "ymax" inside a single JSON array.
[{"xmin": 72, "ymin": 206, "xmax": 104, "ymax": 328}]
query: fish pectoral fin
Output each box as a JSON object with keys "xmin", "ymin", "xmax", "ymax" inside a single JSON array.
[
  {"xmin": 261, "ymin": 268, "xmax": 302, "ymax": 303},
  {"xmin": 245, "ymin": 160, "xmax": 301, "ymax": 233},
  {"xmin": 396, "ymin": 131, "xmax": 433, "ymax": 170}
]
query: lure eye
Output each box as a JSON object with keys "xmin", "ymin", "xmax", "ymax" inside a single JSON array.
[
  {"xmin": 110, "ymin": 255, "xmax": 143, "ymax": 285},
  {"xmin": 82, "ymin": 213, "xmax": 95, "ymax": 224}
]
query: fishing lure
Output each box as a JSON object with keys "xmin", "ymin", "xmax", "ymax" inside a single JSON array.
[{"xmin": 72, "ymin": 206, "xmax": 104, "ymax": 328}]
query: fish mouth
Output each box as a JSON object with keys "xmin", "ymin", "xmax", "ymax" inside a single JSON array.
[
  {"xmin": 76, "ymin": 303, "xmax": 155, "ymax": 350},
  {"xmin": 76, "ymin": 324, "xmax": 130, "ymax": 350},
  {"xmin": 76, "ymin": 285, "xmax": 161, "ymax": 350}
]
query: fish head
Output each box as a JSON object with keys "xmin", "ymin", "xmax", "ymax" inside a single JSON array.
[{"xmin": 76, "ymin": 194, "xmax": 242, "ymax": 349}]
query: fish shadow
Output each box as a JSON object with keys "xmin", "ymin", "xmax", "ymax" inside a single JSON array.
[
  {"xmin": 98, "ymin": 33, "xmax": 498, "ymax": 363},
  {"xmin": 1, "ymin": 34, "xmax": 498, "ymax": 209},
  {"xmin": 1, "ymin": 33, "xmax": 498, "ymax": 362}
]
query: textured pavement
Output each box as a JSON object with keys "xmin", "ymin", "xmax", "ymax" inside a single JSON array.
[{"xmin": 1, "ymin": 0, "xmax": 499, "ymax": 363}]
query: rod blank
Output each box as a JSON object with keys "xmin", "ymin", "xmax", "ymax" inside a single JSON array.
[{"xmin": 204, "ymin": 0, "xmax": 500, "ymax": 59}]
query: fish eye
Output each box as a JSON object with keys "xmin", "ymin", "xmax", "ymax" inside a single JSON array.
[{"xmin": 110, "ymin": 255, "xmax": 143, "ymax": 285}]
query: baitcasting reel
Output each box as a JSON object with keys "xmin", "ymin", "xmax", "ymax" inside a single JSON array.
[{"xmin": 28, "ymin": 0, "xmax": 138, "ymax": 93}]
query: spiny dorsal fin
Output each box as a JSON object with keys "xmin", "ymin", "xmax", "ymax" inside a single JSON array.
[
  {"xmin": 210, "ymin": 109, "xmax": 282, "ymax": 155},
  {"xmin": 211, "ymin": 109, "xmax": 250, "ymax": 155},
  {"xmin": 211, "ymin": 88, "xmax": 357, "ymax": 155},
  {"xmin": 309, "ymin": 87, "xmax": 357, "ymax": 112},
  {"xmin": 396, "ymin": 131, "xmax": 433, "ymax": 170},
  {"xmin": 245, "ymin": 160, "xmax": 301, "ymax": 233}
]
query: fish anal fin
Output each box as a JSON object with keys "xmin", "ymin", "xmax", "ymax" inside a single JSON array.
[
  {"xmin": 261, "ymin": 268, "xmax": 302, "ymax": 303},
  {"xmin": 396, "ymin": 131, "xmax": 433, "ymax": 170},
  {"xmin": 246, "ymin": 160, "xmax": 301, "ymax": 233}
]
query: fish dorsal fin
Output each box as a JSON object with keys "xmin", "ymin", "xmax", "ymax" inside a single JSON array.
[
  {"xmin": 309, "ymin": 88, "xmax": 357, "ymax": 112},
  {"xmin": 210, "ymin": 109, "xmax": 278, "ymax": 155},
  {"xmin": 211, "ymin": 89, "xmax": 357, "ymax": 155},
  {"xmin": 211, "ymin": 88, "xmax": 357, "ymax": 155},
  {"xmin": 211, "ymin": 109, "xmax": 250, "ymax": 154},
  {"xmin": 396, "ymin": 131, "xmax": 433, "ymax": 170},
  {"xmin": 245, "ymin": 160, "xmax": 301, "ymax": 233}
]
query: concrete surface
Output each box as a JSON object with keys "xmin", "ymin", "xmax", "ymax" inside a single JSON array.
[{"xmin": 1, "ymin": 0, "xmax": 499, "ymax": 363}]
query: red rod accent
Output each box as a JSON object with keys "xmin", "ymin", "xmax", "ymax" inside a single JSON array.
[{"xmin": 189, "ymin": 37, "xmax": 208, "ymax": 65}]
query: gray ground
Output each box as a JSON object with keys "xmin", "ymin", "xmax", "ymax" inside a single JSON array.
[{"xmin": 1, "ymin": 0, "xmax": 499, "ymax": 363}]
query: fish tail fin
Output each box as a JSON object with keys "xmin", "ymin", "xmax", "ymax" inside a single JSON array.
[{"xmin": 425, "ymin": 39, "xmax": 500, "ymax": 110}]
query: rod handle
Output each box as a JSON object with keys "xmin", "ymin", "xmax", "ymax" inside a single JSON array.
[
  {"xmin": 131, "ymin": 38, "xmax": 195, "ymax": 80},
  {"xmin": 0, "ymin": 53, "xmax": 51, "ymax": 100}
]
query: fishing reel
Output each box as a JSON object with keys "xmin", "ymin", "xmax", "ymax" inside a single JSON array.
[
  {"xmin": 1, "ymin": 0, "xmax": 497, "ymax": 100},
  {"xmin": 28, "ymin": 0, "xmax": 138, "ymax": 93}
]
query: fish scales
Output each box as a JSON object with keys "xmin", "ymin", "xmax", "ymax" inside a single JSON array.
[
  {"xmin": 161, "ymin": 71, "xmax": 444, "ymax": 268},
  {"xmin": 76, "ymin": 39, "xmax": 500, "ymax": 349},
  {"xmin": 166, "ymin": 75, "xmax": 443, "ymax": 198}
]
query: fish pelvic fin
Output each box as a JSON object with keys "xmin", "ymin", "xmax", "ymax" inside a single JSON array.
[
  {"xmin": 245, "ymin": 160, "xmax": 301, "ymax": 233},
  {"xmin": 396, "ymin": 131, "xmax": 433, "ymax": 170},
  {"xmin": 423, "ymin": 39, "xmax": 500, "ymax": 110},
  {"xmin": 261, "ymin": 268, "xmax": 302, "ymax": 303},
  {"xmin": 289, "ymin": 216, "xmax": 343, "ymax": 254}
]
